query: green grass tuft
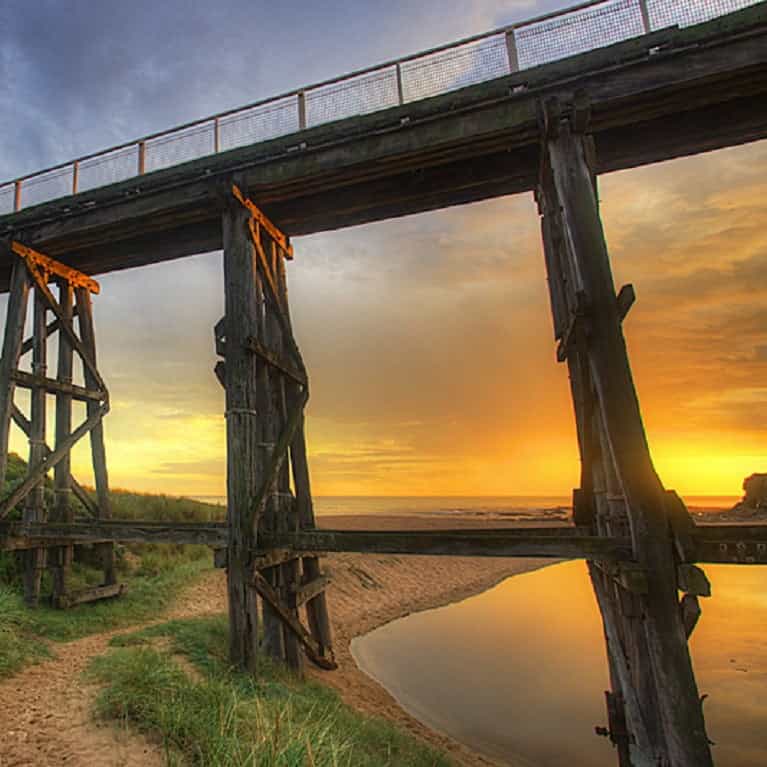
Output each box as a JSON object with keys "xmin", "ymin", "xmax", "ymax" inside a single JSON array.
[
  {"xmin": 89, "ymin": 616, "xmax": 452, "ymax": 767},
  {"xmin": 0, "ymin": 586, "xmax": 51, "ymax": 677}
]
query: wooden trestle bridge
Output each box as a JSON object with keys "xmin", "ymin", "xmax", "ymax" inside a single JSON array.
[{"xmin": 1, "ymin": 3, "xmax": 766, "ymax": 765}]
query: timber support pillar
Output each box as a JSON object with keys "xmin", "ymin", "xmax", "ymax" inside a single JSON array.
[
  {"xmin": 219, "ymin": 182, "xmax": 335, "ymax": 675},
  {"xmin": 0, "ymin": 240, "xmax": 117, "ymax": 607},
  {"xmin": 536, "ymin": 99, "xmax": 713, "ymax": 767}
]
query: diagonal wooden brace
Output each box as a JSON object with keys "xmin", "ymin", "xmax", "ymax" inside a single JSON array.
[
  {"xmin": 0, "ymin": 404, "xmax": 108, "ymax": 517},
  {"xmin": 252, "ymin": 571, "xmax": 336, "ymax": 670}
]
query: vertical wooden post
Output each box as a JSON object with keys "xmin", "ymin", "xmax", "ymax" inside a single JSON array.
[
  {"xmin": 270, "ymin": 243, "xmax": 302, "ymax": 673},
  {"xmin": 23, "ymin": 289, "xmax": 47, "ymax": 607},
  {"xmin": 0, "ymin": 256, "xmax": 31, "ymax": 486},
  {"xmin": 258, "ymin": 236, "xmax": 286, "ymax": 663},
  {"xmin": 538, "ymin": 114, "xmax": 713, "ymax": 766},
  {"xmin": 75, "ymin": 287, "xmax": 115, "ymax": 585},
  {"xmin": 13, "ymin": 181, "xmax": 21, "ymax": 212},
  {"xmin": 222, "ymin": 190, "xmax": 261, "ymax": 673},
  {"xmin": 51, "ymin": 280, "xmax": 74, "ymax": 603},
  {"xmin": 276, "ymin": 254, "xmax": 334, "ymax": 657}
]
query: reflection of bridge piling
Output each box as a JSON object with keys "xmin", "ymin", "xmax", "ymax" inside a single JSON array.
[{"xmin": 0, "ymin": 3, "xmax": 766, "ymax": 763}]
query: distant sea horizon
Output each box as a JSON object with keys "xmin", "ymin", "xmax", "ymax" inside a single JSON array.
[{"xmin": 189, "ymin": 494, "xmax": 740, "ymax": 515}]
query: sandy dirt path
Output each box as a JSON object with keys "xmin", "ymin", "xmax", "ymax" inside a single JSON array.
[{"xmin": 0, "ymin": 514, "xmax": 557, "ymax": 767}]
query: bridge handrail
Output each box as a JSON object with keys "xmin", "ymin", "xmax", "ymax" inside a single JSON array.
[{"xmin": 0, "ymin": 0, "xmax": 761, "ymax": 215}]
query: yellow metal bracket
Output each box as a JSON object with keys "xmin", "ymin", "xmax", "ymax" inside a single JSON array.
[
  {"xmin": 231, "ymin": 184, "xmax": 294, "ymax": 260},
  {"xmin": 11, "ymin": 241, "xmax": 100, "ymax": 294}
]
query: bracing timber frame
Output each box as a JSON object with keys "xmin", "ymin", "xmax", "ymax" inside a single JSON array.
[
  {"xmin": 218, "ymin": 182, "xmax": 335, "ymax": 674},
  {"xmin": 536, "ymin": 95, "xmax": 713, "ymax": 767},
  {"xmin": 0, "ymin": 240, "xmax": 116, "ymax": 607}
]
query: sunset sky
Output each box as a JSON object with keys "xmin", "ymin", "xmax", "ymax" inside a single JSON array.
[{"xmin": 0, "ymin": 0, "xmax": 764, "ymax": 499}]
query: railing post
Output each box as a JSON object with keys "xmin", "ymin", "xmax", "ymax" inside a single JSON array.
[
  {"xmin": 297, "ymin": 91, "xmax": 307, "ymax": 130},
  {"xmin": 13, "ymin": 180, "xmax": 21, "ymax": 212},
  {"xmin": 505, "ymin": 29, "xmax": 520, "ymax": 73},
  {"xmin": 138, "ymin": 141, "xmax": 146, "ymax": 175},
  {"xmin": 638, "ymin": 0, "xmax": 652, "ymax": 33},
  {"xmin": 396, "ymin": 63, "xmax": 405, "ymax": 105},
  {"xmin": 72, "ymin": 161, "xmax": 79, "ymax": 195},
  {"xmin": 214, "ymin": 117, "xmax": 221, "ymax": 153}
]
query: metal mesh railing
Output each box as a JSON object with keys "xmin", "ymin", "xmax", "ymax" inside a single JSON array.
[
  {"xmin": 4, "ymin": 0, "xmax": 763, "ymax": 213},
  {"xmin": 516, "ymin": 0, "xmax": 646, "ymax": 69}
]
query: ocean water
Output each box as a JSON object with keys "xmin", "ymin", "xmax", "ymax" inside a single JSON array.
[{"xmin": 191, "ymin": 494, "xmax": 739, "ymax": 517}]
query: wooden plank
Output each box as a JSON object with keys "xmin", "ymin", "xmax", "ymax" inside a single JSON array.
[
  {"xmin": 75, "ymin": 286, "xmax": 115, "ymax": 584},
  {"xmin": 294, "ymin": 574, "xmax": 330, "ymax": 607},
  {"xmin": 10, "ymin": 241, "xmax": 100, "ymax": 293},
  {"xmin": 22, "ymin": 289, "xmax": 47, "ymax": 606},
  {"xmin": 0, "ymin": 257, "xmax": 30, "ymax": 485},
  {"xmin": 51, "ymin": 280, "xmax": 75, "ymax": 604},
  {"xmin": 260, "ymin": 528, "xmax": 632, "ymax": 560},
  {"xmin": 252, "ymin": 572, "xmax": 337, "ymax": 670},
  {"xmin": 0, "ymin": 519, "xmax": 227, "ymax": 546},
  {"xmin": 11, "ymin": 370, "xmax": 105, "ymax": 402},
  {"xmin": 244, "ymin": 336, "xmax": 307, "ymax": 386},
  {"xmin": 276, "ymin": 250, "xmax": 334, "ymax": 659},
  {"xmin": 546, "ymin": 119, "xmax": 712, "ymax": 766},
  {"xmin": 232, "ymin": 184, "xmax": 293, "ymax": 259},
  {"xmin": 222, "ymin": 190, "xmax": 261, "ymax": 673},
  {"xmin": 53, "ymin": 582, "xmax": 125, "ymax": 609}
]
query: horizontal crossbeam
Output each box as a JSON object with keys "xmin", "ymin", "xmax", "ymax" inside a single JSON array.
[
  {"xmin": 11, "ymin": 370, "xmax": 106, "ymax": 402},
  {"xmin": 232, "ymin": 185, "xmax": 293, "ymax": 259},
  {"xmin": 3, "ymin": 521, "xmax": 766, "ymax": 564},
  {"xmin": 11, "ymin": 241, "xmax": 100, "ymax": 293},
  {"xmin": 0, "ymin": 519, "xmax": 228, "ymax": 548}
]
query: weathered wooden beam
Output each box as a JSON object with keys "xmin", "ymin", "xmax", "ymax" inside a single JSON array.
[
  {"xmin": 245, "ymin": 336, "xmax": 307, "ymax": 386},
  {"xmin": 22, "ymin": 288, "xmax": 48, "ymax": 607},
  {"xmin": 293, "ymin": 574, "xmax": 330, "ymax": 607},
  {"xmin": 546, "ymin": 117, "xmax": 712, "ymax": 766},
  {"xmin": 10, "ymin": 240, "xmax": 100, "ymax": 293},
  {"xmin": 52, "ymin": 582, "xmax": 125, "ymax": 609},
  {"xmin": 260, "ymin": 528, "xmax": 633, "ymax": 561},
  {"xmin": 75, "ymin": 286, "xmax": 115, "ymax": 584},
  {"xmin": 222, "ymin": 188, "xmax": 261, "ymax": 673},
  {"xmin": 692, "ymin": 524, "xmax": 767, "ymax": 564},
  {"xmin": 10, "ymin": 370, "xmax": 105, "ymax": 402},
  {"xmin": 252, "ymin": 572, "xmax": 337, "ymax": 670},
  {"xmin": 0, "ymin": 519, "xmax": 228, "ymax": 546},
  {"xmin": 0, "ymin": 257, "xmax": 30, "ymax": 485},
  {"xmin": 51, "ymin": 279, "xmax": 75, "ymax": 605}
]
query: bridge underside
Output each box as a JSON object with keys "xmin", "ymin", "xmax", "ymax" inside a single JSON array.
[{"xmin": 0, "ymin": 5, "xmax": 766, "ymax": 289}]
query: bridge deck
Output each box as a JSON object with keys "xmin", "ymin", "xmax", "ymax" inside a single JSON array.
[{"xmin": 0, "ymin": 5, "xmax": 765, "ymax": 291}]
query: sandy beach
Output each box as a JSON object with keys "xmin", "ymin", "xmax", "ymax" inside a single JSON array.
[
  {"xmin": 312, "ymin": 514, "xmax": 556, "ymax": 766},
  {"xmin": 0, "ymin": 513, "xmax": 556, "ymax": 766}
]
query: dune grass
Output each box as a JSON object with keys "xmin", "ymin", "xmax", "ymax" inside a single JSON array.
[
  {"xmin": 0, "ymin": 452, "xmax": 224, "ymax": 676},
  {"xmin": 89, "ymin": 615, "xmax": 452, "ymax": 767}
]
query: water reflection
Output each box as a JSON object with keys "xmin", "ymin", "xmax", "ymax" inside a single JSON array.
[{"xmin": 352, "ymin": 561, "xmax": 767, "ymax": 767}]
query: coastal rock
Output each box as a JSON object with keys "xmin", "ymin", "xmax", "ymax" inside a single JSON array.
[{"xmin": 730, "ymin": 473, "xmax": 767, "ymax": 518}]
